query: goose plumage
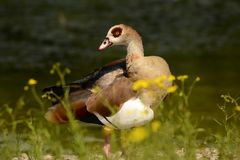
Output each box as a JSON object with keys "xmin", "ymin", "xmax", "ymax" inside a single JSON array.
[{"xmin": 43, "ymin": 24, "xmax": 172, "ymax": 156}]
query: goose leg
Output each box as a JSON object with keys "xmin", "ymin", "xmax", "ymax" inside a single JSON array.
[
  {"xmin": 103, "ymin": 126, "xmax": 113, "ymax": 157},
  {"xmin": 103, "ymin": 134, "xmax": 111, "ymax": 157}
]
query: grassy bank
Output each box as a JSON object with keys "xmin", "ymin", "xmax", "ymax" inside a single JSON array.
[{"xmin": 0, "ymin": 64, "xmax": 239, "ymax": 160}]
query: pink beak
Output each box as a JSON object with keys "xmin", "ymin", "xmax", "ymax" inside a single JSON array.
[{"xmin": 98, "ymin": 38, "xmax": 113, "ymax": 51}]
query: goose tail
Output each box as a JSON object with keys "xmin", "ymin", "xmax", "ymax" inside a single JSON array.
[{"xmin": 44, "ymin": 90, "xmax": 103, "ymax": 125}]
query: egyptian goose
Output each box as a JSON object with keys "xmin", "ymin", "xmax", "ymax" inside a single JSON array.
[{"xmin": 43, "ymin": 24, "xmax": 172, "ymax": 156}]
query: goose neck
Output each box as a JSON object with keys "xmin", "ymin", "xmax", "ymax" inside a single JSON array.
[
  {"xmin": 127, "ymin": 39, "xmax": 144, "ymax": 56},
  {"xmin": 126, "ymin": 39, "xmax": 144, "ymax": 64}
]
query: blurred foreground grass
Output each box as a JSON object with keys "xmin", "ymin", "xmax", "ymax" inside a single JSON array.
[{"xmin": 0, "ymin": 63, "xmax": 240, "ymax": 160}]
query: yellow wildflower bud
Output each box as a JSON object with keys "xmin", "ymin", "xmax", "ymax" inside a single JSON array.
[
  {"xmin": 91, "ymin": 85, "xmax": 101, "ymax": 93},
  {"xmin": 221, "ymin": 95, "xmax": 231, "ymax": 103},
  {"xmin": 102, "ymin": 126, "xmax": 113, "ymax": 136},
  {"xmin": 177, "ymin": 75, "xmax": 188, "ymax": 81},
  {"xmin": 235, "ymin": 106, "xmax": 240, "ymax": 112},
  {"xmin": 151, "ymin": 120, "xmax": 161, "ymax": 132},
  {"xmin": 154, "ymin": 75, "xmax": 167, "ymax": 83},
  {"xmin": 64, "ymin": 68, "xmax": 71, "ymax": 74},
  {"xmin": 41, "ymin": 94, "xmax": 47, "ymax": 99},
  {"xmin": 168, "ymin": 75, "xmax": 176, "ymax": 81},
  {"xmin": 195, "ymin": 76, "xmax": 200, "ymax": 82},
  {"xmin": 23, "ymin": 86, "xmax": 29, "ymax": 91},
  {"xmin": 128, "ymin": 127, "xmax": 148, "ymax": 143},
  {"xmin": 49, "ymin": 69, "xmax": 55, "ymax": 74},
  {"xmin": 167, "ymin": 85, "xmax": 178, "ymax": 93},
  {"xmin": 132, "ymin": 80, "xmax": 150, "ymax": 91},
  {"xmin": 28, "ymin": 78, "xmax": 37, "ymax": 85},
  {"xmin": 179, "ymin": 91, "xmax": 183, "ymax": 97}
]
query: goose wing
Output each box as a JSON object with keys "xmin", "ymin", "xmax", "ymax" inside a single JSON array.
[
  {"xmin": 86, "ymin": 77, "xmax": 136, "ymax": 116},
  {"xmin": 44, "ymin": 75, "xmax": 136, "ymax": 125},
  {"xmin": 42, "ymin": 59, "xmax": 127, "ymax": 100}
]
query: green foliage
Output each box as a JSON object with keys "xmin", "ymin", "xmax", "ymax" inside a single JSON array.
[
  {"xmin": 0, "ymin": 63, "xmax": 239, "ymax": 159},
  {"xmin": 214, "ymin": 94, "xmax": 240, "ymax": 159}
]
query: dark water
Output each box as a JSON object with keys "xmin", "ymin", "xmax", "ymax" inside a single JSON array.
[{"xmin": 0, "ymin": 0, "xmax": 240, "ymax": 127}]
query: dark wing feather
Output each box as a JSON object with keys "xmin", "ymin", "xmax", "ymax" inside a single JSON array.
[
  {"xmin": 42, "ymin": 59, "xmax": 126, "ymax": 100},
  {"xmin": 73, "ymin": 58, "xmax": 127, "ymax": 89}
]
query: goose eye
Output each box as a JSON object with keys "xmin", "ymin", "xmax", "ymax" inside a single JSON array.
[{"xmin": 111, "ymin": 27, "xmax": 122, "ymax": 38}]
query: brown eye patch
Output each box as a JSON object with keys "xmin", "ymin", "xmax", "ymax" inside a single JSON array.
[{"xmin": 111, "ymin": 27, "xmax": 122, "ymax": 38}]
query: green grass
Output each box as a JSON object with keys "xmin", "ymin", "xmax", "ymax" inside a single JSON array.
[{"xmin": 0, "ymin": 63, "xmax": 240, "ymax": 160}]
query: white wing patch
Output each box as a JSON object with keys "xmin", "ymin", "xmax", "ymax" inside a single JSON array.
[{"xmin": 94, "ymin": 98, "xmax": 154, "ymax": 129}]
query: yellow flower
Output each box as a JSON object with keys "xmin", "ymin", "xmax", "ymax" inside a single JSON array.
[
  {"xmin": 132, "ymin": 80, "xmax": 150, "ymax": 91},
  {"xmin": 153, "ymin": 75, "xmax": 167, "ymax": 83},
  {"xmin": 152, "ymin": 75, "xmax": 167, "ymax": 88},
  {"xmin": 195, "ymin": 76, "xmax": 200, "ymax": 82},
  {"xmin": 235, "ymin": 106, "xmax": 240, "ymax": 112},
  {"xmin": 177, "ymin": 75, "xmax": 188, "ymax": 81},
  {"xmin": 128, "ymin": 127, "xmax": 148, "ymax": 143},
  {"xmin": 157, "ymin": 82, "xmax": 164, "ymax": 88},
  {"xmin": 151, "ymin": 120, "xmax": 161, "ymax": 132},
  {"xmin": 167, "ymin": 85, "xmax": 178, "ymax": 93},
  {"xmin": 28, "ymin": 78, "xmax": 38, "ymax": 85},
  {"xmin": 168, "ymin": 75, "xmax": 176, "ymax": 81}
]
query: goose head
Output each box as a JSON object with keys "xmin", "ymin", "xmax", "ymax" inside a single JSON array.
[{"xmin": 98, "ymin": 24, "xmax": 143, "ymax": 51}]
